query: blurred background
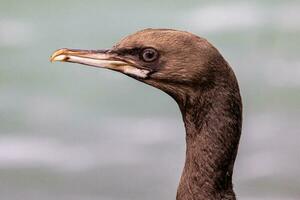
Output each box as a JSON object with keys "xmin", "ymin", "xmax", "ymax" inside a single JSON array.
[{"xmin": 0, "ymin": 0, "xmax": 299, "ymax": 199}]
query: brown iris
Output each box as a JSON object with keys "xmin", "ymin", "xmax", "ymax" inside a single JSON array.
[{"xmin": 140, "ymin": 48, "xmax": 158, "ymax": 62}]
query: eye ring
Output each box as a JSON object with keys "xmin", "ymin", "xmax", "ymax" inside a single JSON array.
[{"xmin": 140, "ymin": 48, "xmax": 158, "ymax": 62}]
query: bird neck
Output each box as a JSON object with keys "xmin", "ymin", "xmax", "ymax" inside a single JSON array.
[{"xmin": 176, "ymin": 80, "xmax": 242, "ymax": 200}]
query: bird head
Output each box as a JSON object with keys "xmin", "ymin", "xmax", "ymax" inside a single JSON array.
[{"xmin": 50, "ymin": 29, "xmax": 228, "ymax": 101}]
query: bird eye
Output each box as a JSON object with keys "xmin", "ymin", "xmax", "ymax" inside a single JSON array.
[{"xmin": 141, "ymin": 48, "xmax": 158, "ymax": 62}]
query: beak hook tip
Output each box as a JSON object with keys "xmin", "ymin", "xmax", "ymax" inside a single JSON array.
[{"xmin": 50, "ymin": 49, "xmax": 69, "ymax": 63}]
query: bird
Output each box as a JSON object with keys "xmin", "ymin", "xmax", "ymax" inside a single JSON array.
[{"xmin": 50, "ymin": 28, "xmax": 242, "ymax": 200}]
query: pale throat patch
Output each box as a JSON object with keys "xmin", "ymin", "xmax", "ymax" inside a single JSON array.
[{"xmin": 123, "ymin": 65, "xmax": 150, "ymax": 78}]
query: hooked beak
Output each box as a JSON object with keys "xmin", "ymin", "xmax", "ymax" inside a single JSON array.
[{"xmin": 50, "ymin": 48, "xmax": 150, "ymax": 78}]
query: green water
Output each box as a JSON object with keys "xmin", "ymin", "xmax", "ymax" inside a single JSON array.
[{"xmin": 0, "ymin": 0, "xmax": 300, "ymax": 199}]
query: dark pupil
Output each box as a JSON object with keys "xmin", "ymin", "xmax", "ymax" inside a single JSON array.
[{"xmin": 143, "ymin": 49, "xmax": 156, "ymax": 61}]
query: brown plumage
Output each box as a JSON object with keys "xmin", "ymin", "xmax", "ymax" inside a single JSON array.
[{"xmin": 51, "ymin": 28, "xmax": 242, "ymax": 200}]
